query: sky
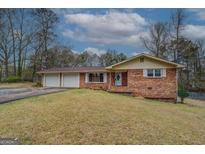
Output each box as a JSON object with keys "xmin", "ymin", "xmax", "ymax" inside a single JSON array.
[{"xmin": 53, "ymin": 8, "xmax": 205, "ymax": 57}]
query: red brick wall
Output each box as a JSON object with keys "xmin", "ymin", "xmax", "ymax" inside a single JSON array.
[
  {"xmin": 79, "ymin": 69, "xmax": 177, "ymax": 100},
  {"xmin": 127, "ymin": 69, "xmax": 177, "ymax": 99},
  {"xmin": 122, "ymin": 72, "xmax": 128, "ymax": 86},
  {"xmin": 111, "ymin": 72, "xmax": 115, "ymax": 86},
  {"xmin": 80, "ymin": 73, "xmax": 109, "ymax": 90}
]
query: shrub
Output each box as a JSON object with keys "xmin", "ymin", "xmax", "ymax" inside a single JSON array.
[
  {"xmin": 22, "ymin": 68, "xmax": 33, "ymax": 81},
  {"xmin": 33, "ymin": 81, "xmax": 42, "ymax": 87},
  {"xmin": 178, "ymin": 86, "xmax": 189, "ymax": 103},
  {"xmin": 6, "ymin": 76, "xmax": 21, "ymax": 83}
]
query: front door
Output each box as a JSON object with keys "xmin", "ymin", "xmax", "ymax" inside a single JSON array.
[{"xmin": 115, "ymin": 72, "xmax": 122, "ymax": 86}]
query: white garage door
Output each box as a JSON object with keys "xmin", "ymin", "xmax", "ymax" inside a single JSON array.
[
  {"xmin": 45, "ymin": 74, "xmax": 60, "ymax": 87},
  {"xmin": 63, "ymin": 73, "xmax": 79, "ymax": 88}
]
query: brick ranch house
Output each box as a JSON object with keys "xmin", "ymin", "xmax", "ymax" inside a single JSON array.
[{"xmin": 38, "ymin": 53, "xmax": 184, "ymax": 101}]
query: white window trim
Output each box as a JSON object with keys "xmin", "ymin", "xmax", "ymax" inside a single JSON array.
[
  {"xmin": 103, "ymin": 72, "xmax": 107, "ymax": 83},
  {"xmin": 143, "ymin": 68, "xmax": 166, "ymax": 78},
  {"xmin": 162, "ymin": 69, "xmax": 166, "ymax": 77},
  {"xmin": 85, "ymin": 73, "xmax": 88, "ymax": 83},
  {"xmin": 85, "ymin": 72, "xmax": 107, "ymax": 83}
]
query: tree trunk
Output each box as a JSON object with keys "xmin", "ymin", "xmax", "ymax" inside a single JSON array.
[
  {"xmin": 186, "ymin": 60, "xmax": 190, "ymax": 89},
  {"xmin": 10, "ymin": 22, "xmax": 16, "ymax": 75},
  {"xmin": 17, "ymin": 50, "xmax": 22, "ymax": 77},
  {"xmin": 32, "ymin": 63, "xmax": 37, "ymax": 81},
  {"xmin": 7, "ymin": 9, "xmax": 16, "ymax": 76},
  {"xmin": 181, "ymin": 97, "xmax": 184, "ymax": 103},
  {"xmin": 4, "ymin": 58, "xmax": 9, "ymax": 78}
]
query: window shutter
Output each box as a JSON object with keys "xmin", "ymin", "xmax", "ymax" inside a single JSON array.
[
  {"xmin": 143, "ymin": 69, "xmax": 147, "ymax": 77},
  {"xmin": 162, "ymin": 69, "xmax": 166, "ymax": 77},
  {"xmin": 103, "ymin": 73, "xmax": 107, "ymax": 83},
  {"xmin": 85, "ymin": 73, "xmax": 88, "ymax": 83}
]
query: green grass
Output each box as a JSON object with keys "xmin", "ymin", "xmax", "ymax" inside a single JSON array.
[
  {"xmin": 0, "ymin": 82, "xmax": 34, "ymax": 88},
  {"xmin": 0, "ymin": 89, "xmax": 204, "ymax": 144}
]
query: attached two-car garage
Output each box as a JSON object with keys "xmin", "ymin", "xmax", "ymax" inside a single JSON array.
[
  {"xmin": 62, "ymin": 73, "xmax": 79, "ymax": 88},
  {"xmin": 43, "ymin": 73, "xmax": 80, "ymax": 88}
]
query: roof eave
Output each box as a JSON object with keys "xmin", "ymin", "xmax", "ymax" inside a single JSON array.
[
  {"xmin": 106, "ymin": 53, "xmax": 185, "ymax": 69},
  {"xmin": 37, "ymin": 70, "xmax": 108, "ymax": 74},
  {"xmin": 176, "ymin": 65, "xmax": 185, "ymax": 68}
]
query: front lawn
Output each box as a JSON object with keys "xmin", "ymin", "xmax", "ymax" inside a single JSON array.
[
  {"xmin": 0, "ymin": 82, "xmax": 34, "ymax": 88},
  {"xmin": 0, "ymin": 89, "xmax": 204, "ymax": 144}
]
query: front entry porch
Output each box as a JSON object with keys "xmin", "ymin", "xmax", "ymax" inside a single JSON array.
[{"xmin": 108, "ymin": 71, "xmax": 131, "ymax": 93}]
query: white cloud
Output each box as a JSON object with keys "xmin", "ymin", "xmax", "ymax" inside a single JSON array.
[
  {"xmin": 71, "ymin": 49, "xmax": 79, "ymax": 54},
  {"xmin": 84, "ymin": 47, "xmax": 106, "ymax": 56},
  {"xmin": 188, "ymin": 9, "xmax": 205, "ymax": 20},
  {"xmin": 53, "ymin": 8, "xmax": 84, "ymax": 15},
  {"xmin": 182, "ymin": 24, "xmax": 205, "ymax": 40},
  {"xmin": 71, "ymin": 47, "xmax": 106, "ymax": 56},
  {"xmin": 63, "ymin": 11, "xmax": 148, "ymax": 47}
]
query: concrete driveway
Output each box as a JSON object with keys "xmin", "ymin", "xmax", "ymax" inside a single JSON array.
[{"xmin": 0, "ymin": 87, "xmax": 66, "ymax": 104}]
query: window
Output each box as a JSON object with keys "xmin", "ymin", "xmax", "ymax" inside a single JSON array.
[
  {"xmin": 155, "ymin": 69, "xmax": 161, "ymax": 77},
  {"xmin": 145, "ymin": 69, "xmax": 163, "ymax": 77},
  {"xmin": 88, "ymin": 73, "xmax": 104, "ymax": 82},
  {"xmin": 147, "ymin": 69, "xmax": 154, "ymax": 77}
]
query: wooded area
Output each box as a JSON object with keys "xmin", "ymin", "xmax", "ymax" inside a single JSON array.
[
  {"xmin": 0, "ymin": 9, "xmax": 127, "ymax": 82},
  {"xmin": 141, "ymin": 9, "xmax": 205, "ymax": 91},
  {"xmin": 0, "ymin": 8, "xmax": 204, "ymax": 91}
]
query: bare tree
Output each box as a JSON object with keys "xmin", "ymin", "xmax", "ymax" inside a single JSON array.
[
  {"xmin": 141, "ymin": 22, "xmax": 168, "ymax": 58},
  {"xmin": 29, "ymin": 34, "xmax": 44, "ymax": 81},
  {"xmin": 0, "ymin": 9, "xmax": 35, "ymax": 79},
  {"xmin": 170, "ymin": 9, "xmax": 186, "ymax": 62},
  {"xmin": 15, "ymin": 9, "xmax": 34, "ymax": 77},
  {"xmin": 100, "ymin": 49, "xmax": 127, "ymax": 66},
  {"xmin": 191, "ymin": 40, "xmax": 205, "ymax": 89},
  {"xmin": 0, "ymin": 28, "xmax": 12, "ymax": 79},
  {"xmin": 4, "ymin": 9, "xmax": 17, "ymax": 75},
  {"xmin": 32, "ymin": 9, "xmax": 58, "ymax": 70},
  {"xmin": 0, "ymin": 10, "xmax": 12, "ymax": 79},
  {"xmin": 195, "ymin": 40, "xmax": 205, "ymax": 75}
]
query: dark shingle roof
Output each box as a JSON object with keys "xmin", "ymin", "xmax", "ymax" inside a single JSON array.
[{"xmin": 37, "ymin": 66, "xmax": 107, "ymax": 73}]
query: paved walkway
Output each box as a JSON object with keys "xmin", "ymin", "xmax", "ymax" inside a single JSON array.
[{"xmin": 0, "ymin": 88, "xmax": 66, "ymax": 104}]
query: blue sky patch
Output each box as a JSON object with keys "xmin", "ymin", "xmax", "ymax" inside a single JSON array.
[{"xmin": 53, "ymin": 8, "xmax": 205, "ymax": 56}]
